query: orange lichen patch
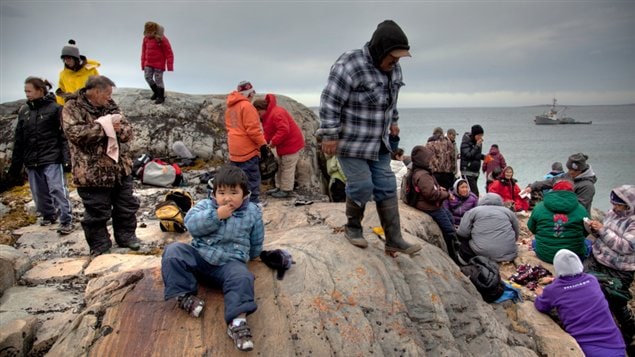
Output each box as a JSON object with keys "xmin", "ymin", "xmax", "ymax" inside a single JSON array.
[
  {"xmin": 313, "ymin": 296, "xmax": 332, "ymax": 312},
  {"xmin": 430, "ymin": 293, "xmax": 441, "ymax": 304},
  {"xmin": 354, "ymin": 266, "xmax": 367, "ymax": 276},
  {"xmin": 331, "ymin": 290, "xmax": 343, "ymax": 301},
  {"xmin": 387, "ymin": 320, "xmax": 409, "ymax": 336},
  {"xmin": 424, "ymin": 267, "xmax": 448, "ymax": 280},
  {"xmin": 347, "ymin": 295, "xmax": 357, "ymax": 306}
]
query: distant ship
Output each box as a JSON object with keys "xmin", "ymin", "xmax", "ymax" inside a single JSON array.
[{"xmin": 534, "ymin": 98, "xmax": 592, "ymax": 125}]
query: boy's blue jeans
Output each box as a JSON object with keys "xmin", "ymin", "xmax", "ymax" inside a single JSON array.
[
  {"xmin": 161, "ymin": 242, "xmax": 257, "ymax": 324},
  {"xmin": 338, "ymin": 152, "xmax": 396, "ymax": 206}
]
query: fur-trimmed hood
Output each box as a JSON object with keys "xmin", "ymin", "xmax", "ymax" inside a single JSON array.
[{"xmin": 144, "ymin": 21, "xmax": 164, "ymax": 40}]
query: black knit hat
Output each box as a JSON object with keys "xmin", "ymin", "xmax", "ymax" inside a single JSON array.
[{"xmin": 471, "ymin": 124, "xmax": 484, "ymax": 136}]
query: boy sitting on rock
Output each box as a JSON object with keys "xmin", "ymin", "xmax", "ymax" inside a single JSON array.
[{"xmin": 161, "ymin": 165, "xmax": 264, "ymax": 351}]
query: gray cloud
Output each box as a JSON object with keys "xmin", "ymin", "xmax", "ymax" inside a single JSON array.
[{"xmin": 1, "ymin": 1, "xmax": 634, "ymax": 107}]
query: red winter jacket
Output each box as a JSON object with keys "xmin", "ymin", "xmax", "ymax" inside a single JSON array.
[
  {"xmin": 141, "ymin": 33, "xmax": 174, "ymax": 71},
  {"xmin": 489, "ymin": 178, "xmax": 529, "ymax": 211},
  {"xmin": 261, "ymin": 94, "xmax": 304, "ymax": 156}
]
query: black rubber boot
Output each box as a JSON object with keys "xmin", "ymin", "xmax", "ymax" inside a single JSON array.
[
  {"xmin": 444, "ymin": 233, "xmax": 461, "ymax": 265},
  {"xmin": 155, "ymin": 87, "xmax": 165, "ymax": 104},
  {"xmin": 345, "ymin": 198, "xmax": 368, "ymax": 248},
  {"xmin": 377, "ymin": 196, "xmax": 422, "ymax": 256},
  {"xmin": 149, "ymin": 84, "xmax": 159, "ymax": 100}
]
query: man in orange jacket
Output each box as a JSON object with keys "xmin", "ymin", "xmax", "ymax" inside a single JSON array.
[{"xmin": 225, "ymin": 81, "xmax": 267, "ymax": 205}]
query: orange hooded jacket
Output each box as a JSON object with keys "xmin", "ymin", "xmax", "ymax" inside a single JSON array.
[{"xmin": 225, "ymin": 91, "xmax": 266, "ymax": 162}]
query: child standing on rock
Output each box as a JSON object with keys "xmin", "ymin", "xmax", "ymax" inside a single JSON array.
[
  {"xmin": 161, "ymin": 165, "xmax": 264, "ymax": 351},
  {"xmin": 141, "ymin": 21, "xmax": 174, "ymax": 104}
]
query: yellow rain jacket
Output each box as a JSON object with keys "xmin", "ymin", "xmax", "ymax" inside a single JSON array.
[{"xmin": 56, "ymin": 59, "xmax": 101, "ymax": 105}]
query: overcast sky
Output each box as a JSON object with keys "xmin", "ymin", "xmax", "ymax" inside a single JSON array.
[{"xmin": 1, "ymin": 0, "xmax": 634, "ymax": 108}]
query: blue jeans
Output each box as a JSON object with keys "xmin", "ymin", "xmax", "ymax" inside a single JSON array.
[
  {"xmin": 161, "ymin": 242, "xmax": 258, "ymax": 324},
  {"xmin": 338, "ymin": 152, "xmax": 396, "ymax": 206},
  {"xmin": 231, "ymin": 157, "xmax": 260, "ymax": 203},
  {"xmin": 426, "ymin": 207, "xmax": 457, "ymax": 257},
  {"xmin": 27, "ymin": 164, "xmax": 72, "ymax": 224}
]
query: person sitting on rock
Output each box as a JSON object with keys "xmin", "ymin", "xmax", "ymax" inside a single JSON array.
[
  {"xmin": 528, "ymin": 152, "xmax": 597, "ymax": 216},
  {"xmin": 409, "ymin": 145, "xmax": 459, "ymax": 264},
  {"xmin": 161, "ymin": 165, "xmax": 264, "ymax": 352},
  {"xmin": 535, "ymin": 249, "xmax": 625, "ymax": 357},
  {"xmin": 488, "ymin": 166, "xmax": 530, "ymax": 212},
  {"xmin": 585, "ymin": 185, "xmax": 635, "ymax": 355},
  {"xmin": 456, "ymin": 193, "xmax": 520, "ymax": 264},
  {"xmin": 443, "ymin": 178, "xmax": 478, "ymax": 227},
  {"xmin": 544, "ymin": 161, "xmax": 565, "ymax": 180},
  {"xmin": 528, "ymin": 179, "xmax": 589, "ymax": 264}
]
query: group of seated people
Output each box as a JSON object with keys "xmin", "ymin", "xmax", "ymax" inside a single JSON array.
[{"xmin": 402, "ymin": 145, "xmax": 634, "ymax": 356}]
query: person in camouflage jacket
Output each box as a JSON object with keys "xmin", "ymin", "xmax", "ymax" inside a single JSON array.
[{"xmin": 62, "ymin": 75, "xmax": 140, "ymax": 255}]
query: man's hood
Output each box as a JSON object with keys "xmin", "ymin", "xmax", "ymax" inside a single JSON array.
[
  {"xmin": 367, "ymin": 20, "xmax": 410, "ymax": 66},
  {"xmin": 543, "ymin": 190, "xmax": 579, "ymax": 213},
  {"xmin": 411, "ymin": 145, "xmax": 433, "ymax": 171},
  {"xmin": 226, "ymin": 91, "xmax": 250, "ymax": 107},
  {"xmin": 478, "ymin": 193, "xmax": 504, "ymax": 206},
  {"xmin": 611, "ymin": 184, "xmax": 635, "ymax": 216}
]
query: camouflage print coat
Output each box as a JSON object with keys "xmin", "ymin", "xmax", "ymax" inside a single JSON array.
[
  {"xmin": 62, "ymin": 89, "xmax": 134, "ymax": 187},
  {"xmin": 425, "ymin": 136, "xmax": 457, "ymax": 174}
]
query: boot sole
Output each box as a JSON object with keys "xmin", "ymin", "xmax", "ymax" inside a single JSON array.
[
  {"xmin": 385, "ymin": 245, "xmax": 422, "ymax": 256},
  {"xmin": 345, "ymin": 235, "xmax": 368, "ymax": 248}
]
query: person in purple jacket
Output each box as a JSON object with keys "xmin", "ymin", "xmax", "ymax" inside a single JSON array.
[
  {"xmin": 443, "ymin": 178, "xmax": 478, "ymax": 226},
  {"xmin": 535, "ymin": 249, "xmax": 625, "ymax": 357}
]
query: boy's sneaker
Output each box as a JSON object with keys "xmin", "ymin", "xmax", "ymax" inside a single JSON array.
[
  {"xmin": 57, "ymin": 223, "xmax": 75, "ymax": 235},
  {"xmin": 227, "ymin": 320, "xmax": 254, "ymax": 351},
  {"xmin": 178, "ymin": 294, "xmax": 204, "ymax": 318}
]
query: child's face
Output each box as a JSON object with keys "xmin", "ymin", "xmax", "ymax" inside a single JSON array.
[{"xmin": 214, "ymin": 184, "xmax": 244, "ymax": 207}]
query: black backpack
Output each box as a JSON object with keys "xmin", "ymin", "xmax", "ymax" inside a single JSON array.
[
  {"xmin": 460, "ymin": 256, "xmax": 505, "ymax": 303},
  {"xmin": 401, "ymin": 169, "xmax": 420, "ymax": 207}
]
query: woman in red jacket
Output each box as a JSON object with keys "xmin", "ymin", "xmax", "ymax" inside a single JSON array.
[
  {"xmin": 253, "ymin": 94, "xmax": 304, "ymax": 198},
  {"xmin": 141, "ymin": 21, "xmax": 174, "ymax": 104},
  {"xmin": 489, "ymin": 166, "xmax": 529, "ymax": 212}
]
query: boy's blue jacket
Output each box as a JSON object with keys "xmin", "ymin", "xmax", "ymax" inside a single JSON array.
[{"xmin": 184, "ymin": 196, "xmax": 264, "ymax": 266}]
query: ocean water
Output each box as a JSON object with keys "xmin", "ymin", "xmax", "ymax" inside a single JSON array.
[{"xmin": 395, "ymin": 105, "xmax": 635, "ymax": 213}]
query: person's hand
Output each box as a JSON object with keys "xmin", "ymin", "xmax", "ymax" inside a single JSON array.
[
  {"xmin": 321, "ymin": 140, "xmax": 338, "ymax": 156},
  {"xmin": 112, "ymin": 114, "xmax": 122, "ymax": 133},
  {"xmin": 589, "ymin": 220, "xmax": 603, "ymax": 232},
  {"xmin": 534, "ymin": 286, "xmax": 544, "ymax": 296},
  {"xmin": 476, "ymin": 137, "xmax": 484, "ymax": 145},
  {"xmin": 390, "ymin": 123, "xmax": 400, "ymax": 136},
  {"xmin": 217, "ymin": 203, "xmax": 237, "ymax": 220}
]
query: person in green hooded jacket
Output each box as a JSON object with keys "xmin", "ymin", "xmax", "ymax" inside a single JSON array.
[{"xmin": 528, "ymin": 179, "xmax": 590, "ymax": 263}]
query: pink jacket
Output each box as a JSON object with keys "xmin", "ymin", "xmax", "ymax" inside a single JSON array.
[{"xmin": 261, "ymin": 94, "xmax": 304, "ymax": 156}]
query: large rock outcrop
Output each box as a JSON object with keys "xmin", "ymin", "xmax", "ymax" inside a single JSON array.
[
  {"xmin": 1, "ymin": 191, "xmax": 583, "ymax": 356},
  {"xmin": 0, "ymin": 89, "xmax": 323, "ymax": 195}
]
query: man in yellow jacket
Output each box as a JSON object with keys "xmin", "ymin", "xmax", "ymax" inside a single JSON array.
[{"xmin": 56, "ymin": 39, "xmax": 100, "ymax": 105}]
